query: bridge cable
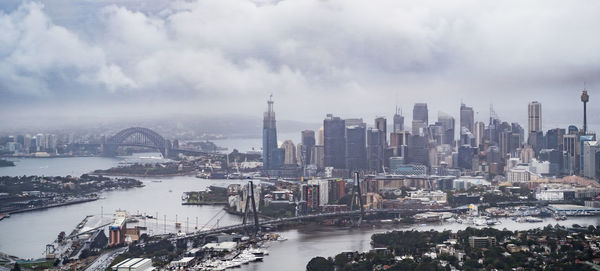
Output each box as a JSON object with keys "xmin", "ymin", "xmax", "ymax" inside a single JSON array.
[{"xmin": 199, "ymin": 209, "xmax": 225, "ymax": 231}]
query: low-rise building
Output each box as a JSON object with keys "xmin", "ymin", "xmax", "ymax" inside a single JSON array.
[
  {"xmin": 468, "ymin": 236, "xmax": 496, "ymax": 249},
  {"xmin": 169, "ymin": 257, "xmax": 195, "ymax": 268},
  {"xmin": 112, "ymin": 258, "xmax": 153, "ymax": 271},
  {"xmin": 408, "ymin": 190, "xmax": 447, "ymax": 204}
]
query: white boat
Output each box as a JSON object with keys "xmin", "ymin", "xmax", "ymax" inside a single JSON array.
[
  {"xmin": 248, "ymin": 248, "xmax": 269, "ymax": 256},
  {"xmin": 525, "ymin": 216, "xmax": 543, "ymax": 223},
  {"xmin": 196, "ymin": 172, "xmax": 210, "ymax": 179},
  {"xmin": 474, "ymin": 218, "xmax": 488, "ymax": 226},
  {"xmin": 229, "ymin": 259, "xmax": 242, "ymax": 268},
  {"xmin": 487, "ymin": 220, "xmax": 501, "ymax": 226}
]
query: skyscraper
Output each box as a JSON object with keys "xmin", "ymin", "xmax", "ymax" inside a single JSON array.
[
  {"xmin": 546, "ymin": 128, "xmax": 565, "ymax": 151},
  {"xmin": 474, "ymin": 121, "xmax": 485, "ymax": 148},
  {"xmin": 262, "ymin": 97, "xmax": 278, "ymax": 170},
  {"xmin": 311, "ymin": 145, "xmax": 325, "ymax": 168},
  {"xmin": 528, "ymin": 101, "xmax": 542, "ymax": 134},
  {"xmin": 317, "ymin": 127, "xmax": 324, "ymax": 146},
  {"xmin": 301, "ymin": 130, "xmax": 316, "ymax": 166},
  {"xmin": 390, "ymin": 131, "xmax": 410, "ymax": 147},
  {"xmin": 324, "ymin": 114, "xmax": 346, "ymax": 169},
  {"xmin": 437, "ymin": 112, "xmax": 455, "ymax": 145},
  {"xmin": 367, "ymin": 128, "xmax": 384, "ymax": 172},
  {"xmin": 412, "ymin": 103, "xmax": 428, "ymax": 136},
  {"xmin": 345, "ymin": 121, "xmax": 367, "ymax": 171},
  {"xmin": 460, "ymin": 103, "xmax": 474, "ymax": 135},
  {"xmin": 281, "ymin": 140, "xmax": 296, "ymax": 165},
  {"xmin": 296, "ymin": 143, "xmax": 303, "ymax": 166},
  {"xmin": 375, "ymin": 117, "xmax": 387, "ymax": 147},
  {"xmin": 393, "ymin": 107, "xmax": 404, "ymax": 132},
  {"xmin": 407, "ymin": 134, "xmax": 429, "ymax": 166},
  {"xmin": 583, "ymin": 140, "xmax": 600, "ymax": 179}
]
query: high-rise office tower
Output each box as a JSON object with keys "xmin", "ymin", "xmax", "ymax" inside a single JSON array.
[
  {"xmin": 311, "ymin": 145, "xmax": 325, "ymax": 168},
  {"xmin": 527, "ymin": 101, "xmax": 543, "ymax": 153},
  {"xmin": 345, "ymin": 118, "xmax": 364, "ymax": 127},
  {"xmin": 583, "ymin": 141, "xmax": 600, "ymax": 179},
  {"xmin": 457, "ymin": 145, "xmax": 476, "ymax": 170},
  {"xmin": 367, "ymin": 128, "xmax": 384, "ymax": 172},
  {"xmin": 579, "ymin": 134, "xmax": 596, "ymax": 175},
  {"xmin": 499, "ymin": 130, "xmax": 511, "ymax": 156},
  {"xmin": 301, "ymin": 130, "xmax": 316, "ymax": 166},
  {"xmin": 375, "ymin": 117, "xmax": 387, "ymax": 147},
  {"xmin": 563, "ymin": 134, "xmax": 577, "ymax": 174},
  {"xmin": 24, "ymin": 135, "xmax": 31, "ymax": 154},
  {"xmin": 281, "ymin": 140, "xmax": 296, "ymax": 165},
  {"xmin": 428, "ymin": 123, "xmax": 444, "ymax": 145},
  {"xmin": 390, "ymin": 131, "xmax": 410, "ymax": 147},
  {"xmin": 511, "ymin": 123, "xmax": 525, "ymax": 146},
  {"xmin": 296, "ymin": 143, "xmax": 303, "ymax": 166},
  {"xmin": 474, "ymin": 121, "xmax": 485, "ymax": 148},
  {"xmin": 546, "ymin": 128, "xmax": 565, "ymax": 151},
  {"xmin": 345, "ymin": 121, "xmax": 367, "ymax": 171},
  {"xmin": 437, "ymin": 112, "xmax": 455, "ymax": 145},
  {"xmin": 460, "ymin": 103, "xmax": 474, "ymax": 135},
  {"xmin": 528, "ymin": 101, "xmax": 542, "ymax": 134},
  {"xmin": 324, "ymin": 114, "xmax": 346, "ymax": 169},
  {"xmin": 407, "ymin": 134, "xmax": 429, "ymax": 166},
  {"xmin": 412, "ymin": 103, "xmax": 428, "ymax": 136},
  {"xmin": 47, "ymin": 134, "xmax": 57, "ymax": 151},
  {"xmin": 317, "ymin": 127, "xmax": 324, "ymax": 146},
  {"xmin": 262, "ymin": 97, "xmax": 279, "ymax": 170},
  {"xmin": 35, "ymin": 133, "xmax": 45, "ymax": 150},
  {"xmin": 393, "ymin": 107, "xmax": 404, "ymax": 132},
  {"xmin": 413, "ymin": 103, "xmax": 428, "ymax": 123}
]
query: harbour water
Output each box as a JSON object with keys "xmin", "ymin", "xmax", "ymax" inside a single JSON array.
[
  {"xmin": 240, "ymin": 216, "xmax": 600, "ymax": 271},
  {"xmin": 1, "ymin": 154, "xmax": 600, "ymax": 270}
]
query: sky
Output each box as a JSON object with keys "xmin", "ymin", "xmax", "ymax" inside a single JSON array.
[{"xmin": 1, "ymin": 0, "xmax": 599, "ymax": 132}]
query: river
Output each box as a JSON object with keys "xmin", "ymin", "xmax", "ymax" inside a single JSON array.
[{"xmin": 1, "ymin": 154, "xmax": 600, "ymax": 270}]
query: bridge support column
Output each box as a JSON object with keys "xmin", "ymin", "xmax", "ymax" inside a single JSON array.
[
  {"xmin": 242, "ymin": 181, "xmax": 259, "ymax": 235},
  {"xmin": 349, "ymin": 172, "xmax": 364, "ymax": 226}
]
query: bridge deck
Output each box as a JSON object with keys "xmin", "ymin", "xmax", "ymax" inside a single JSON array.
[{"xmin": 169, "ymin": 207, "xmax": 467, "ymax": 241}]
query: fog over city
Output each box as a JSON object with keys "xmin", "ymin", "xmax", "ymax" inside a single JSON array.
[{"xmin": 1, "ymin": 0, "xmax": 599, "ymax": 132}]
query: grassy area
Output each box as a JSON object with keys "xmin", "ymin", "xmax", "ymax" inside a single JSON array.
[
  {"xmin": 183, "ymin": 186, "xmax": 228, "ymax": 205},
  {"xmin": 16, "ymin": 260, "xmax": 55, "ymax": 270}
]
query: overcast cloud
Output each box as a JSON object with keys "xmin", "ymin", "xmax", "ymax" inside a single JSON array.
[{"xmin": 1, "ymin": 0, "xmax": 599, "ymax": 132}]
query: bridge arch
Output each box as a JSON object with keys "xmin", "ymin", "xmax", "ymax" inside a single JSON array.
[{"xmin": 103, "ymin": 127, "xmax": 170, "ymax": 157}]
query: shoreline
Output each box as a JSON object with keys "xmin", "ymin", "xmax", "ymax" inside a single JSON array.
[
  {"xmin": 182, "ymin": 202, "xmax": 228, "ymax": 206},
  {"xmin": 88, "ymin": 172, "xmax": 196, "ymax": 178},
  {"xmin": 4, "ymin": 197, "xmax": 99, "ymax": 215},
  {"xmin": 0, "ymin": 155, "xmax": 99, "ymax": 159}
]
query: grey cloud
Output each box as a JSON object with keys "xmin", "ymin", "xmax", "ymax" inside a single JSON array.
[
  {"xmin": 1, "ymin": 0, "xmax": 599, "ymax": 130},
  {"xmin": 0, "ymin": 2, "xmax": 134, "ymax": 95}
]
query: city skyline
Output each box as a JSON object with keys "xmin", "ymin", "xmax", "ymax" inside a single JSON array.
[{"xmin": 4, "ymin": 1, "xmax": 600, "ymax": 270}]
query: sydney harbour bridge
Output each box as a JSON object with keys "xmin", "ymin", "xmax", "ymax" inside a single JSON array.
[{"xmin": 102, "ymin": 127, "xmax": 211, "ymax": 158}]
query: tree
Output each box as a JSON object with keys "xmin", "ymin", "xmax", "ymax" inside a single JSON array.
[
  {"xmin": 306, "ymin": 256, "xmax": 333, "ymax": 271},
  {"xmin": 334, "ymin": 253, "xmax": 349, "ymax": 267},
  {"xmin": 10, "ymin": 263, "xmax": 20, "ymax": 271}
]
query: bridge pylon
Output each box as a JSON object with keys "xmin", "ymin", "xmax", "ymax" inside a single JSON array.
[
  {"xmin": 242, "ymin": 181, "xmax": 259, "ymax": 235},
  {"xmin": 349, "ymin": 172, "xmax": 364, "ymax": 226}
]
